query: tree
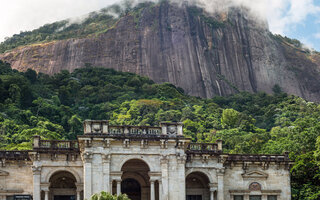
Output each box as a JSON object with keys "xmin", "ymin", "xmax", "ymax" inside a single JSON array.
[
  {"xmin": 90, "ymin": 191, "xmax": 130, "ymax": 200},
  {"xmin": 221, "ymin": 109, "xmax": 240, "ymax": 129}
]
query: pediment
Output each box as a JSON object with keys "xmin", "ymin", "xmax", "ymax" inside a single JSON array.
[
  {"xmin": 0, "ymin": 170, "xmax": 9, "ymax": 176},
  {"xmin": 242, "ymin": 171, "xmax": 268, "ymax": 179}
]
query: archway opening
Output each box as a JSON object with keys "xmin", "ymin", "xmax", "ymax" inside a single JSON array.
[
  {"xmin": 49, "ymin": 171, "xmax": 77, "ymax": 200},
  {"xmin": 186, "ymin": 172, "xmax": 210, "ymax": 200},
  {"xmin": 121, "ymin": 159, "xmax": 150, "ymax": 200},
  {"xmin": 121, "ymin": 178, "xmax": 141, "ymax": 200}
]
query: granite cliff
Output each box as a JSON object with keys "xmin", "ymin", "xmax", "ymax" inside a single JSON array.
[{"xmin": 1, "ymin": 1, "xmax": 320, "ymax": 101}]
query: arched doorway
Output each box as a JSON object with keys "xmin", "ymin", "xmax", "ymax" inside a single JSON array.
[
  {"xmin": 120, "ymin": 159, "xmax": 152, "ymax": 200},
  {"xmin": 121, "ymin": 178, "xmax": 141, "ymax": 200},
  {"xmin": 49, "ymin": 171, "xmax": 77, "ymax": 200},
  {"xmin": 186, "ymin": 172, "xmax": 210, "ymax": 200}
]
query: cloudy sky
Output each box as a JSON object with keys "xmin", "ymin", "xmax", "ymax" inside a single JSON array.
[{"xmin": 0, "ymin": 0, "xmax": 320, "ymax": 50}]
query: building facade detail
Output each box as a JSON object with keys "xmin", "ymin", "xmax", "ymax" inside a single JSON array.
[{"xmin": 0, "ymin": 121, "xmax": 292, "ymax": 200}]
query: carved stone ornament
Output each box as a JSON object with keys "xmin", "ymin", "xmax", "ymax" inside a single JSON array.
[
  {"xmin": 83, "ymin": 152, "xmax": 93, "ymax": 163},
  {"xmin": 160, "ymin": 155, "xmax": 169, "ymax": 164},
  {"xmin": 32, "ymin": 166, "xmax": 42, "ymax": 175},
  {"xmin": 242, "ymin": 170, "xmax": 268, "ymax": 179},
  {"xmin": 168, "ymin": 125, "xmax": 177, "ymax": 135},
  {"xmin": 249, "ymin": 182, "xmax": 262, "ymax": 191},
  {"xmin": 0, "ymin": 170, "xmax": 9, "ymax": 176}
]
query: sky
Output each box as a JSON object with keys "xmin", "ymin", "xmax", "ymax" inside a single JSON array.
[{"xmin": 0, "ymin": 0, "xmax": 320, "ymax": 51}]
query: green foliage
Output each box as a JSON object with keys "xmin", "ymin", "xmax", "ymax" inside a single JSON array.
[
  {"xmin": 0, "ymin": 60, "xmax": 319, "ymax": 199},
  {"xmin": 0, "ymin": 1, "xmax": 156, "ymax": 53},
  {"xmin": 188, "ymin": 6, "xmax": 225, "ymax": 29},
  {"xmin": 90, "ymin": 191, "xmax": 130, "ymax": 200}
]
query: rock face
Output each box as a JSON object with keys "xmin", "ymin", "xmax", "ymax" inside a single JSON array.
[{"xmin": 1, "ymin": 2, "xmax": 320, "ymax": 101}]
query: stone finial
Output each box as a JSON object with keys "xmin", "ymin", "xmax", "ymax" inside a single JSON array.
[
  {"xmin": 216, "ymin": 139, "xmax": 223, "ymax": 151},
  {"xmin": 160, "ymin": 122, "xmax": 184, "ymax": 136},
  {"xmin": 33, "ymin": 135, "xmax": 41, "ymax": 148},
  {"xmin": 83, "ymin": 120, "xmax": 109, "ymax": 134}
]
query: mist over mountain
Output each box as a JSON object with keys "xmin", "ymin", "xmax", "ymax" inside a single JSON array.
[{"xmin": 0, "ymin": 0, "xmax": 319, "ymax": 101}]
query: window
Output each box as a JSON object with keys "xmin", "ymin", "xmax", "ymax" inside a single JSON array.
[
  {"xmin": 234, "ymin": 195, "xmax": 244, "ymax": 200},
  {"xmin": 249, "ymin": 196, "xmax": 262, "ymax": 200},
  {"xmin": 268, "ymin": 195, "xmax": 277, "ymax": 200},
  {"xmin": 6, "ymin": 196, "xmax": 14, "ymax": 200},
  {"xmin": 186, "ymin": 195, "xmax": 202, "ymax": 200}
]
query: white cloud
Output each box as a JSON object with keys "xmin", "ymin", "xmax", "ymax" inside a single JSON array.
[
  {"xmin": 0, "ymin": 0, "xmax": 320, "ymax": 43},
  {"xmin": 0, "ymin": 0, "xmax": 116, "ymax": 42},
  {"xmin": 314, "ymin": 33, "xmax": 320, "ymax": 39}
]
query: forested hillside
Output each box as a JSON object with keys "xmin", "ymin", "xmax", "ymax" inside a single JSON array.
[{"xmin": 0, "ymin": 60, "xmax": 320, "ymax": 199}]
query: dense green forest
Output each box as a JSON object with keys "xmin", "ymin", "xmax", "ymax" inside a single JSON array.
[{"xmin": 0, "ymin": 61, "xmax": 320, "ymax": 199}]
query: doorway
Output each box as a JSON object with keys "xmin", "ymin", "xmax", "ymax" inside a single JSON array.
[{"xmin": 121, "ymin": 178, "xmax": 141, "ymax": 200}]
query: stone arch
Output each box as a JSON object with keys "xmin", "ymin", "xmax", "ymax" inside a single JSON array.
[
  {"xmin": 45, "ymin": 168, "xmax": 82, "ymax": 184},
  {"xmin": 121, "ymin": 171, "xmax": 149, "ymax": 187},
  {"xmin": 119, "ymin": 156, "xmax": 152, "ymax": 171},
  {"xmin": 186, "ymin": 169, "xmax": 214, "ymax": 184},
  {"xmin": 186, "ymin": 171, "xmax": 211, "ymax": 200},
  {"xmin": 120, "ymin": 159, "xmax": 154, "ymax": 200}
]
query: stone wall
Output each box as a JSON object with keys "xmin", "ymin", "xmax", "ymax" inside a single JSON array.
[{"xmin": 0, "ymin": 161, "xmax": 33, "ymax": 200}]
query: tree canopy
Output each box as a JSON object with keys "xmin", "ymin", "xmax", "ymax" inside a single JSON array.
[{"xmin": 0, "ymin": 61, "xmax": 319, "ymax": 199}]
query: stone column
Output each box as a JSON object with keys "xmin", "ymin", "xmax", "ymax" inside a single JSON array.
[
  {"xmin": 32, "ymin": 166, "xmax": 41, "ymax": 200},
  {"xmin": 83, "ymin": 152, "xmax": 93, "ymax": 199},
  {"xmin": 103, "ymin": 154, "xmax": 111, "ymax": 193},
  {"xmin": 217, "ymin": 169, "xmax": 225, "ymax": 200},
  {"xmin": 116, "ymin": 179, "xmax": 121, "ymax": 195},
  {"xmin": 150, "ymin": 180, "xmax": 155, "ymax": 200},
  {"xmin": 177, "ymin": 155, "xmax": 186, "ymax": 200},
  {"xmin": 160, "ymin": 156, "xmax": 169, "ymax": 200},
  {"xmin": 159, "ymin": 180, "xmax": 163, "ymax": 200},
  {"xmin": 76, "ymin": 184, "xmax": 83, "ymax": 200},
  {"xmin": 209, "ymin": 184, "xmax": 217, "ymax": 200}
]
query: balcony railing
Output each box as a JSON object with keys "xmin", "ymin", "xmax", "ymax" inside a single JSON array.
[
  {"xmin": 225, "ymin": 154, "xmax": 290, "ymax": 162},
  {"xmin": 108, "ymin": 126, "xmax": 162, "ymax": 136},
  {"xmin": 83, "ymin": 120, "xmax": 184, "ymax": 137},
  {"xmin": 187, "ymin": 143, "xmax": 221, "ymax": 154},
  {"xmin": 0, "ymin": 151, "xmax": 30, "ymax": 160},
  {"xmin": 33, "ymin": 138, "xmax": 79, "ymax": 152}
]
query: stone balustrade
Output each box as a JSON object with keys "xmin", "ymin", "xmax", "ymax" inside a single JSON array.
[
  {"xmin": 33, "ymin": 136, "xmax": 79, "ymax": 152},
  {"xmin": 83, "ymin": 120, "xmax": 184, "ymax": 137},
  {"xmin": 0, "ymin": 151, "xmax": 30, "ymax": 160},
  {"xmin": 225, "ymin": 153, "xmax": 290, "ymax": 162},
  {"xmin": 186, "ymin": 141, "xmax": 222, "ymax": 154}
]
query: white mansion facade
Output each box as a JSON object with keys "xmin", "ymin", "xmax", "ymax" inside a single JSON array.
[{"xmin": 0, "ymin": 120, "xmax": 291, "ymax": 200}]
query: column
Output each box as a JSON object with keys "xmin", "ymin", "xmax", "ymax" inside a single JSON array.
[
  {"xmin": 77, "ymin": 191, "xmax": 81, "ymax": 200},
  {"xmin": 150, "ymin": 180, "xmax": 155, "ymax": 200},
  {"xmin": 76, "ymin": 184, "xmax": 83, "ymax": 200},
  {"xmin": 83, "ymin": 152, "xmax": 93, "ymax": 199},
  {"xmin": 159, "ymin": 181, "xmax": 163, "ymax": 200},
  {"xmin": 103, "ymin": 154, "xmax": 111, "ymax": 193},
  {"xmin": 217, "ymin": 169, "xmax": 225, "ymax": 200},
  {"xmin": 210, "ymin": 191, "xmax": 214, "ymax": 200},
  {"xmin": 44, "ymin": 191, "xmax": 49, "ymax": 200},
  {"xmin": 209, "ymin": 184, "xmax": 217, "ymax": 200},
  {"xmin": 32, "ymin": 166, "xmax": 41, "ymax": 200},
  {"xmin": 160, "ymin": 156, "xmax": 169, "ymax": 200},
  {"xmin": 116, "ymin": 180, "xmax": 121, "ymax": 195}
]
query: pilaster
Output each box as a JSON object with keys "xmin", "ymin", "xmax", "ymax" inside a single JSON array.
[
  {"xmin": 103, "ymin": 154, "xmax": 111, "ymax": 193},
  {"xmin": 32, "ymin": 166, "xmax": 41, "ymax": 200},
  {"xmin": 217, "ymin": 169, "xmax": 225, "ymax": 200},
  {"xmin": 83, "ymin": 152, "xmax": 93, "ymax": 199}
]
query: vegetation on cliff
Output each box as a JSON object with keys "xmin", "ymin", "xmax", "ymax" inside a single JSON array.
[
  {"xmin": 0, "ymin": 1, "xmax": 155, "ymax": 53},
  {"xmin": 0, "ymin": 61, "xmax": 320, "ymax": 199}
]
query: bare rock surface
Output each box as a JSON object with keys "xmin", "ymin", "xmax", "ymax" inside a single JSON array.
[{"xmin": 1, "ymin": 2, "xmax": 320, "ymax": 101}]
